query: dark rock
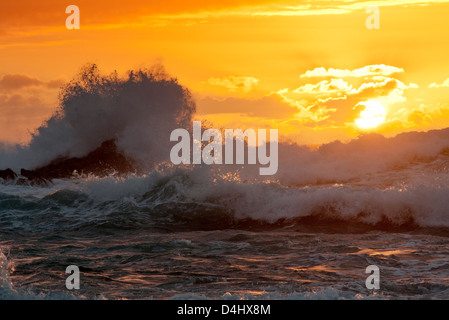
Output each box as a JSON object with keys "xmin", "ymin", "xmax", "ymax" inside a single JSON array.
[
  {"xmin": 0, "ymin": 139, "xmax": 137, "ymax": 186},
  {"xmin": 20, "ymin": 169, "xmax": 52, "ymax": 186},
  {"xmin": 21, "ymin": 139, "xmax": 137, "ymax": 181},
  {"xmin": 0, "ymin": 168, "xmax": 17, "ymax": 181}
]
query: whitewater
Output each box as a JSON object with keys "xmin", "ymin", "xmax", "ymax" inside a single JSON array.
[{"xmin": 1, "ymin": 64, "xmax": 449, "ymax": 299}]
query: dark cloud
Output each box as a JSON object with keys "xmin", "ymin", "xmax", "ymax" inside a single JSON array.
[
  {"xmin": 0, "ymin": 74, "xmax": 42, "ymax": 90},
  {"xmin": 0, "ymin": 74, "xmax": 66, "ymax": 92}
]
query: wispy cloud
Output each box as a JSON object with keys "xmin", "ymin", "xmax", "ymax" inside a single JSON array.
[
  {"xmin": 207, "ymin": 76, "xmax": 259, "ymax": 93},
  {"xmin": 3, "ymin": 0, "xmax": 449, "ymax": 33},
  {"xmin": 155, "ymin": 0, "xmax": 449, "ymax": 20},
  {"xmin": 300, "ymin": 65, "xmax": 404, "ymax": 78},
  {"xmin": 429, "ymin": 78, "xmax": 449, "ymax": 88},
  {"xmin": 274, "ymin": 64, "xmax": 422, "ymax": 130},
  {"xmin": 0, "ymin": 74, "xmax": 66, "ymax": 92},
  {"xmin": 293, "ymin": 79, "xmax": 353, "ymax": 95}
]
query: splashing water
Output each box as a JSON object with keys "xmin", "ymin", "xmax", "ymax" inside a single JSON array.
[{"xmin": 1, "ymin": 65, "xmax": 449, "ymax": 299}]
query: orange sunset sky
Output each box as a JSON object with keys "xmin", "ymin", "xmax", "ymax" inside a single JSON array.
[{"xmin": 1, "ymin": 0, "xmax": 449, "ymax": 146}]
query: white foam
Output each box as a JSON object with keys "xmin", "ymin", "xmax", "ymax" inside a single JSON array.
[{"xmin": 0, "ymin": 64, "xmax": 196, "ymax": 172}]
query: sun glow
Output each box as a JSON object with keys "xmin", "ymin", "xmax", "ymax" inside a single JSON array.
[{"xmin": 355, "ymin": 100, "xmax": 386, "ymax": 129}]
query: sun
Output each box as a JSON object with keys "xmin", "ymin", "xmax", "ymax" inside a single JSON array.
[{"xmin": 355, "ymin": 100, "xmax": 386, "ymax": 129}]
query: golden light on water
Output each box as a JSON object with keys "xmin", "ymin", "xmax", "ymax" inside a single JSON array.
[{"xmin": 355, "ymin": 100, "xmax": 387, "ymax": 130}]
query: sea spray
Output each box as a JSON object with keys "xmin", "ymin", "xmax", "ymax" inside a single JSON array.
[{"xmin": 0, "ymin": 64, "xmax": 196, "ymax": 172}]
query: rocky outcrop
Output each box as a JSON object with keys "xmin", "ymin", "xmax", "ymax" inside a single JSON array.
[
  {"xmin": 1, "ymin": 139, "xmax": 137, "ymax": 186},
  {"xmin": 0, "ymin": 169, "xmax": 17, "ymax": 181}
]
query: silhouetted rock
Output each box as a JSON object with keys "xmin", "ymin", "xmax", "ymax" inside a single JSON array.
[
  {"xmin": 0, "ymin": 169, "xmax": 17, "ymax": 181},
  {"xmin": 0, "ymin": 140, "xmax": 137, "ymax": 185},
  {"xmin": 20, "ymin": 168, "xmax": 52, "ymax": 186},
  {"xmin": 21, "ymin": 139, "xmax": 137, "ymax": 181}
]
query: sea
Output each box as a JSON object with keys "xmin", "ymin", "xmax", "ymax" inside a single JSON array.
[
  {"xmin": 1, "ymin": 66, "xmax": 449, "ymax": 300},
  {"xmin": 1, "ymin": 154, "xmax": 449, "ymax": 300}
]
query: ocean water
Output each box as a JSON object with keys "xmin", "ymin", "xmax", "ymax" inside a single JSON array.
[
  {"xmin": 1, "ymin": 66, "xmax": 449, "ymax": 300},
  {"xmin": 1, "ymin": 159, "xmax": 449, "ymax": 300}
]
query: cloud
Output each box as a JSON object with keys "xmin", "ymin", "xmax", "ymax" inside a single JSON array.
[
  {"xmin": 196, "ymin": 95, "xmax": 296, "ymax": 118},
  {"xmin": 207, "ymin": 76, "xmax": 259, "ymax": 93},
  {"xmin": 46, "ymin": 77, "xmax": 67, "ymax": 89},
  {"xmin": 429, "ymin": 78, "xmax": 449, "ymax": 88},
  {"xmin": 1, "ymin": 0, "xmax": 448, "ymax": 34},
  {"xmin": 0, "ymin": 74, "xmax": 42, "ymax": 90},
  {"xmin": 0, "ymin": 0, "xmax": 278, "ymax": 29},
  {"xmin": 275, "ymin": 89, "xmax": 336, "ymax": 124},
  {"xmin": 293, "ymin": 78, "xmax": 352, "ymax": 95},
  {"xmin": 0, "ymin": 74, "xmax": 66, "ymax": 92},
  {"xmin": 245, "ymin": 0, "xmax": 449, "ymax": 17},
  {"xmin": 300, "ymin": 65, "xmax": 404, "ymax": 78},
  {"xmin": 139, "ymin": 0, "xmax": 449, "ymax": 20},
  {"xmin": 275, "ymin": 64, "xmax": 422, "ymax": 130},
  {"xmin": 0, "ymin": 73, "xmax": 65, "ymax": 143},
  {"xmin": 286, "ymin": 75, "xmax": 407, "ymax": 105},
  {"xmin": 0, "ymin": 93, "xmax": 55, "ymax": 143}
]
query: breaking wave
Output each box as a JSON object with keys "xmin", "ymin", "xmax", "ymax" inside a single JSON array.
[
  {"xmin": 1, "ymin": 64, "xmax": 449, "ymax": 232},
  {"xmin": 0, "ymin": 64, "xmax": 195, "ymax": 172},
  {"xmin": 1, "ymin": 161, "xmax": 449, "ymax": 234}
]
